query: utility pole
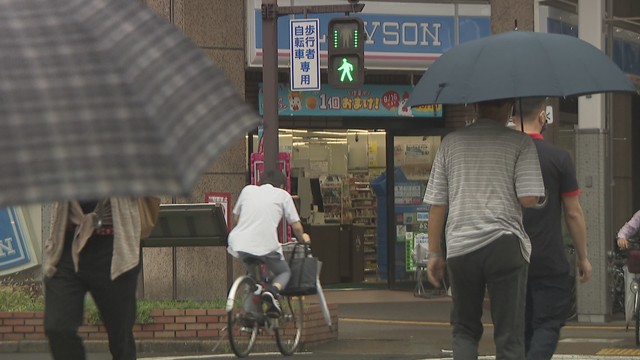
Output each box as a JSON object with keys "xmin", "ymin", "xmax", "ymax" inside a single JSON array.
[{"xmin": 260, "ymin": 0, "xmax": 365, "ymax": 173}]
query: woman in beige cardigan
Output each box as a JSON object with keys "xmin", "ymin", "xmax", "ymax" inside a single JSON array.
[{"xmin": 43, "ymin": 198, "xmax": 143, "ymax": 360}]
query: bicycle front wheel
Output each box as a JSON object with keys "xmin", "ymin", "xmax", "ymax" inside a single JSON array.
[
  {"xmin": 227, "ymin": 277, "xmax": 258, "ymax": 357},
  {"xmin": 274, "ymin": 295, "xmax": 304, "ymax": 355}
]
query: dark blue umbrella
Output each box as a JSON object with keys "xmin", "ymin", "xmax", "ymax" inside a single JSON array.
[{"xmin": 407, "ymin": 31, "xmax": 637, "ymax": 107}]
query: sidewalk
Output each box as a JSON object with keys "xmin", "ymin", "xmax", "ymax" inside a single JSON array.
[
  {"xmin": 307, "ymin": 288, "xmax": 640, "ymax": 359},
  {"xmin": 2, "ymin": 288, "xmax": 638, "ymax": 359}
]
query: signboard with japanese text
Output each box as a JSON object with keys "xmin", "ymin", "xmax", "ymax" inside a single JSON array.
[
  {"xmin": 259, "ymin": 83, "xmax": 442, "ymax": 117},
  {"xmin": 205, "ymin": 192, "xmax": 231, "ymax": 230},
  {"xmin": 290, "ymin": 18, "xmax": 320, "ymax": 91},
  {"xmin": 247, "ymin": 0, "xmax": 491, "ymax": 71},
  {"xmin": 0, "ymin": 208, "xmax": 39, "ymax": 276}
]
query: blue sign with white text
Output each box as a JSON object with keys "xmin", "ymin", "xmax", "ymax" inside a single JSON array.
[
  {"xmin": 255, "ymin": 12, "xmax": 489, "ymax": 55},
  {"xmin": 0, "ymin": 208, "xmax": 32, "ymax": 272}
]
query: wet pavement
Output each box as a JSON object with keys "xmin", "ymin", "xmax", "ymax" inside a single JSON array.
[{"xmin": 2, "ymin": 288, "xmax": 640, "ymax": 359}]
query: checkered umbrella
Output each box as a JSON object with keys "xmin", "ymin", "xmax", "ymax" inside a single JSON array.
[{"xmin": 0, "ymin": 0, "xmax": 260, "ymax": 207}]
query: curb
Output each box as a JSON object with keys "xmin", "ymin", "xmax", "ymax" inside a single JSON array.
[{"xmin": 0, "ymin": 339, "xmax": 322, "ymax": 355}]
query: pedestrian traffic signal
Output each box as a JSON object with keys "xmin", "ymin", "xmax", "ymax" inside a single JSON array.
[{"xmin": 327, "ymin": 17, "xmax": 364, "ymax": 88}]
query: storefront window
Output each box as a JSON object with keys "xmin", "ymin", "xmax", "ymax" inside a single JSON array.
[
  {"xmin": 252, "ymin": 129, "xmax": 388, "ymax": 284},
  {"xmin": 391, "ymin": 135, "xmax": 441, "ymax": 286}
]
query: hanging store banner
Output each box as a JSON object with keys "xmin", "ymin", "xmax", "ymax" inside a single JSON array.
[
  {"xmin": 259, "ymin": 83, "xmax": 442, "ymax": 117},
  {"xmin": 0, "ymin": 207, "xmax": 39, "ymax": 276},
  {"xmin": 247, "ymin": 0, "xmax": 491, "ymax": 71}
]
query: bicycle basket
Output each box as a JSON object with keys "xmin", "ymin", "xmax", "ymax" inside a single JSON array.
[
  {"xmin": 281, "ymin": 242, "xmax": 318, "ymax": 296},
  {"xmin": 628, "ymin": 249, "xmax": 640, "ymax": 274}
]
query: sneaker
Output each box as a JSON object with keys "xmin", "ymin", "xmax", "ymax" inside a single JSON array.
[{"xmin": 261, "ymin": 291, "xmax": 282, "ymax": 318}]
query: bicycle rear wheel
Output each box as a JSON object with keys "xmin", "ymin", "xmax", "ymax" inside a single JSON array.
[
  {"xmin": 275, "ymin": 295, "xmax": 304, "ymax": 355},
  {"xmin": 635, "ymin": 291, "xmax": 640, "ymax": 346},
  {"xmin": 227, "ymin": 277, "xmax": 258, "ymax": 357}
]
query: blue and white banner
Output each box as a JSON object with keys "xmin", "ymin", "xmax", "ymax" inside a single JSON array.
[{"xmin": 0, "ymin": 208, "xmax": 39, "ymax": 276}]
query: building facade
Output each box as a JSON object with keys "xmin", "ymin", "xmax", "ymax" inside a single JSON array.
[
  {"xmin": 135, "ymin": 0, "xmax": 640, "ymax": 323},
  {"xmin": 20, "ymin": 0, "xmax": 633, "ymax": 323}
]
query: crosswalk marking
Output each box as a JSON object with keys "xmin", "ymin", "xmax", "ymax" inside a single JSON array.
[
  {"xmin": 559, "ymin": 338, "xmax": 623, "ymax": 343},
  {"xmin": 597, "ymin": 348, "xmax": 640, "ymax": 356}
]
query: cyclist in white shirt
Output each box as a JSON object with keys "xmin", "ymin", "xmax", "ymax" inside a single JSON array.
[{"xmin": 227, "ymin": 170, "xmax": 310, "ymax": 317}]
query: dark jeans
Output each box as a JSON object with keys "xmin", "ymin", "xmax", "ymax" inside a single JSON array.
[
  {"xmin": 44, "ymin": 232, "xmax": 140, "ymax": 360},
  {"xmin": 447, "ymin": 233, "xmax": 529, "ymax": 360},
  {"xmin": 525, "ymin": 274, "xmax": 571, "ymax": 360}
]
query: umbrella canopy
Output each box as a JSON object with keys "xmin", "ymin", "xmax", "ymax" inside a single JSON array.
[
  {"xmin": 0, "ymin": 0, "xmax": 260, "ymax": 207},
  {"xmin": 407, "ymin": 31, "xmax": 637, "ymax": 107}
]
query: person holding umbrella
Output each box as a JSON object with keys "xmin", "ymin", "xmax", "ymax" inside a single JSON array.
[
  {"xmin": 512, "ymin": 97, "xmax": 592, "ymax": 360},
  {"xmin": 424, "ymin": 99, "xmax": 545, "ymax": 359},
  {"xmin": 43, "ymin": 198, "xmax": 155, "ymax": 360}
]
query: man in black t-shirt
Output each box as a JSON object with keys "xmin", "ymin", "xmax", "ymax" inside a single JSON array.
[{"xmin": 513, "ymin": 98, "xmax": 592, "ymax": 360}]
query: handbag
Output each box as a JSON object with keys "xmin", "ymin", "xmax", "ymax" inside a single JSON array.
[
  {"xmin": 281, "ymin": 242, "xmax": 319, "ymax": 296},
  {"xmin": 628, "ymin": 249, "xmax": 640, "ymax": 274},
  {"xmin": 138, "ymin": 197, "xmax": 161, "ymax": 239}
]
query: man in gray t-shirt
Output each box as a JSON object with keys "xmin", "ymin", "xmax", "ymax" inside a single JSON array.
[{"xmin": 424, "ymin": 99, "xmax": 544, "ymax": 360}]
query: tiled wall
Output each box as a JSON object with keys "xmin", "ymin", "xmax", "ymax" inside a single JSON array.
[
  {"xmin": 576, "ymin": 130, "xmax": 610, "ymax": 322},
  {"xmin": 141, "ymin": 0, "xmax": 248, "ymax": 300}
]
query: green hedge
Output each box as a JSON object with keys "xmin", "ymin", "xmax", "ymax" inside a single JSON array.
[{"xmin": 0, "ymin": 282, "xmax": 225, "ymax": 325}]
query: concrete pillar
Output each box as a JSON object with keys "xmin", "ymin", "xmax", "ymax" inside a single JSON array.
[
  {"xmin": 576, "ymin": 0, "xmax": 610, "ymax": 323},
  {"xmin": 140, "ymin": 0, "xmax": 248, "ymax": 301}
]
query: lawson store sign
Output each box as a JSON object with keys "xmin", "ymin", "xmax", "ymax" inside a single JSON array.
[{"xmin": 247, "ymin": 0, "xmax": 490, "ymax": 71}]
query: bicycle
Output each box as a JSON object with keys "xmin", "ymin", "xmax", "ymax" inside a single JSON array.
[
  {"xmin": 225, "ymin": 255, "xmax": 304, "ymax": 357},
  {"xmin": 609, "ymin": 237, "xmax": 640, "ymax": 346}
]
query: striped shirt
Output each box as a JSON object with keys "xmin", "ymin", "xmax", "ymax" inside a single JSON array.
[{"xmin": 423, "ymin": 119, "xmax": 545, "ymax": 261}]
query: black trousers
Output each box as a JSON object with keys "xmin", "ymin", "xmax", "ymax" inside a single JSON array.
[
  {"xmin": 447, "ymin": 233, "xmax": 529, "ymax": 360},
  {"xmin": 44, "ymin": 232, "xmax": 140, "ymax": 360},
  {"xmin": 525, "ymin": 274, "xmax": 571, "ymax": 360}
]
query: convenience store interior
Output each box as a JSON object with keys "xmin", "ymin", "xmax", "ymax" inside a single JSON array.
[{"xmin": 252, "ymin": 129, "xmax": 441, "ymax": 288}]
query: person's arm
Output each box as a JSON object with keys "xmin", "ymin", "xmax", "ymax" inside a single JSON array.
[
  {"xmin": 562, "ymin": 195, "xmax": 592, "ymax": 283},
  {"xmin": 519, "ymin": 196, "xmax": 540, "ymax": 208},
  {"xmin": 617, "ymin": 211, "xmax": 640, "ymax": 249},
  {"xmin": 290, "ymin": 221, "xmax": 310, "ymax": 243},
  {"xmin": 515, "ymin": 137, "xmax": 544, "ymax": 208},
  {"xmin": 426, "ymin": 204, "xmax": 447, "ymax": 287}
]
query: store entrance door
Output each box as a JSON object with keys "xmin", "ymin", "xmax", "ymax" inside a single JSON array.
[{"xmin": 384, "ymin": 133, "xmax": 442, "ymax": 290}]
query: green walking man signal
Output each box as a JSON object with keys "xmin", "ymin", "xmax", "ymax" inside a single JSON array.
[
  {"xmin": 327, "ymin": 17, "xmax": 364, "ymax": 88},
  {"xmin": 338, "ymin": 58, "xmax": 354, "ymax": 82}
]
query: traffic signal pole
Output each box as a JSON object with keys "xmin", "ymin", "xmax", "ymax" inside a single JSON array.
[
  {"xmin": 260, "ymin": 1, "xmax": 364, "ymax": 173},
  {"xmin": 262, "ymin": 0, "xmax": 279, "ymax": 174}
]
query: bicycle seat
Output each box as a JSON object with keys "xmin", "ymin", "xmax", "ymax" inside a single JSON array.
[{"xmin": 242, "ymin": 256, "xmax": 266, "ymax": 266}]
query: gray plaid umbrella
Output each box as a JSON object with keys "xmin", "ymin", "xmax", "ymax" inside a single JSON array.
[
  {"xmin": 407, "ymin": 31, "xmax": 637, "ymax": 106},
  {"xmin": 0, "ymin": 0, "xmax": 260, "ymax": 207}
]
